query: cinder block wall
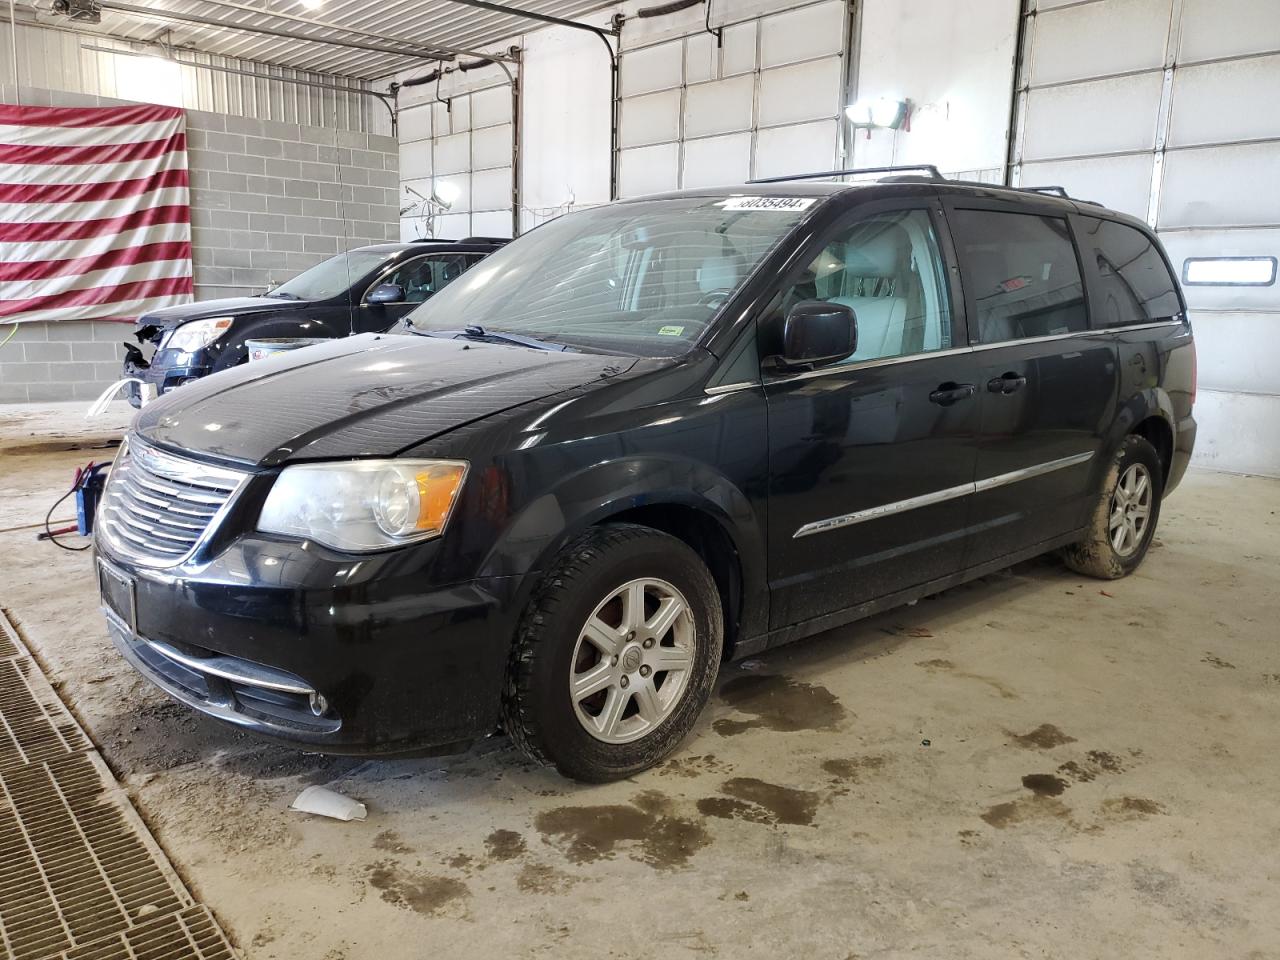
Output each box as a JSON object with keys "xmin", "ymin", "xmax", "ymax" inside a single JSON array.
[{"xmin": 0, "ymin": 85, "xmax": 400, "ymax": 404}]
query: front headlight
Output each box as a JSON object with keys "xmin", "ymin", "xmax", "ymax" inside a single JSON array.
[
  {"xmin": 162, "ymin": 317, "xmax": 234, "ymax": 352},
  {"xmin": 257, "ymin": 460, "xmax": 468, "ymax": 552}
]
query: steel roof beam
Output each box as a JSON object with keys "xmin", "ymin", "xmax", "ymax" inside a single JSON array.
[
  {"xmin": 98, "ymin": 1, "xmax": 500, "ymax": 63},
  {"xmin": 163, "ymin": 0, "xmax": 518, "ymax": 62},
  {"xmin": 443, "ymin": 0, "xmax": 617, "ymax": 40}
]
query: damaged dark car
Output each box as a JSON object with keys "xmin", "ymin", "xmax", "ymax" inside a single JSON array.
[
  {"xmin": 97, "ymin": 174, "xmax": 1196, "ymax": 782},
  {"xmin": 122, "ymin": 237, "xmax": 506, "ymax": 406}
]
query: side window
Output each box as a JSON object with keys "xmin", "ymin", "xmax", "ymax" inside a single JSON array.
[
  {"xmin": 1079, "ymin": 217, "xmax": 1181, "ymax": 326},
  {"xmin": 951, "ymin": 210, "xmax": 1088, "ymax": 344},
  {"xmin": 772, "ymin": 209, "xmax": 953, "ymax": 363},
  {"xmin": 378, "ymin": 254, "xmax": 479, "ymax": 304}
]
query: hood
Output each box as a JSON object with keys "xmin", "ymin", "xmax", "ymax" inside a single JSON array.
[
  {"xmin": 133, "ymin": 333, "xmax": 637, "ymax": 467},
  {"xmin": 138, "ymin": 296, "xmax": 306, "ymax": 330}
]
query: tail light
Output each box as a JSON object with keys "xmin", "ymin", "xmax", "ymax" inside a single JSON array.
[{"xmin": 1190, "ymin": 340, "xmax": 1197, "ymax": 406}]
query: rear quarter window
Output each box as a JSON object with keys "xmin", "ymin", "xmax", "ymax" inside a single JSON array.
[{"xmin": 1079, "ymin": 217, "xmax": 1182, "ymax": 326}]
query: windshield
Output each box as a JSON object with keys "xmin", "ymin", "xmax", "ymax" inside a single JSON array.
[
  {"xmin": 268, "ymin": 249, "xmax": 389, "ymax": 301},
  {"xmin": 404, "ymin": 196, "xmax": 816, "ymax": 356}
]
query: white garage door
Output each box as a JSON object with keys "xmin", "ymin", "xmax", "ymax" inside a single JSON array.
[
  {"xmin": 1010, "ymin": 0, "xmax": 1280, "ymax": 476},
  {"xmin": 616, "ymin": 0, "xmax": 849, "ymax": 197},
  {"xmin": 398, "ymin": 74, "xmax": 516, "ymax": 240}
]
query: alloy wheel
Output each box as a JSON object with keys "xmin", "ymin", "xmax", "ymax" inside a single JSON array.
[
  {"xmin": 1109, "ymin": 462, "xmax": 1152, "ymax": 557},
  {"xmin": 568, "ymin": 577, "xmax": 696, "ymax": 744}
]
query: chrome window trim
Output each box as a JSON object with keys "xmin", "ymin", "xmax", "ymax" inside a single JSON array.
[
  {"xmin": 765, "ymin": 345, "xmax": 974, "ymax": 386},
  {"xmin": 703, "ymin": 381, "xmax": 758, "ymax": 396},
  {"xmin": 763, "ymin": 320, "xmax": 1183, "ymax": 387},
  {"xmin": 793, "ymin": 451, "xmax": 1094, "ymax": 538},
  {"xmin": 96, "ymin": 436, "xmax": 251, "ymax": 569},
  {"xmin": 1102, "ymin": 318, "xmax": 1185, "ymax": 334}
]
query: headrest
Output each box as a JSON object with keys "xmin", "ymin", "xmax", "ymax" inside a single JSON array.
[
  {"xmin": 697, "ymin": 256, "xmax": 740, "ymax": 292},
  {"xmin": 842, "ymin": 222, "xmax": 910, "ymax": 278}
]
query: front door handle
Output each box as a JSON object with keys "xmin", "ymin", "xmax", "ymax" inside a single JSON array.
[
  {"xmin": 929, "ymin": 382, "xmax": 977, "ymax": 406},
  {"xmin": 986, "ymin": 372, "xmax": 1028, "ymax": 395}
]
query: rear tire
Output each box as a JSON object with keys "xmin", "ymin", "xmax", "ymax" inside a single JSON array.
[
  {"xmin": 502, "ymin": 524, "xmax": 722, "ymax": 783},
  {"xmin": 1062, "ymin": 434, "xmax": 1163, "ymax": 580}
]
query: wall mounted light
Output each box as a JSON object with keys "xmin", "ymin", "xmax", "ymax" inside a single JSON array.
[
  {"xmin": 845, "ymin": 98, "xmax": 910, "ymax": 131},
  {"xmin": 1182, "ymin": 256, "xmax": 1277, "ymax": 286},
  {"xmin": 433, "ymin": 180, "xmax": 462, "ymax": 207},
  {"xmin": 400, "ymin": 182, "xmax": 465, "ymax": 239}
]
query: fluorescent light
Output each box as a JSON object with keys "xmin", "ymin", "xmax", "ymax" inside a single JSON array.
[
  {"xmin": 844, "ymin": 98, "xmax": 908, "ymax": 129},
  {"xmin": 299, "ymin": 0, "xmax": 323, "ymax": 8},
  {"xmin": 1183, "ymin": 256, "xmax": 1277, "ymax": 286}
]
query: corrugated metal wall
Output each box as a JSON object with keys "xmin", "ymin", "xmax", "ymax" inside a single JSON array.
[
  {"xmin": 615, "ymin": 0, "xmax": 850, "ymax": 195},
  {"xmin": 1011, "ymin": 0, "xmax": 1280, "ymax": 477},
  {"xmin": 0, "ymin": 19, "xmax": 389, "ymax": 136},
  {"xmin": 398, "ymin": 65, "xmax": 517, "ymax": 241}
]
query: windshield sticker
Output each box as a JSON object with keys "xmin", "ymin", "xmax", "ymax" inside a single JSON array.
[
  {"xmin": 718, "ymin": 196, "xmax": 817, "ymax": 212},
  {"xmin": 658, "ymin": 325, "xmax": 685, "ymax": 336}
]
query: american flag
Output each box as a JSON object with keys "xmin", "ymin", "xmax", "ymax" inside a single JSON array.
[{"xmin": 0, "ymin": 102, "xmax": 194, "ymax": 324}]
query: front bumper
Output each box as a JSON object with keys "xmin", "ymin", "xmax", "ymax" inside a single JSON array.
[
  {"xmin": 122, "ymin": 348, "xmax": 212, "ymax": 408},
  {"xmin": 97, "ymin": 538, "xmax": 524, "ymax": 755}
]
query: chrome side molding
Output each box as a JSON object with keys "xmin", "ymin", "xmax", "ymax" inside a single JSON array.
[{"xmin": 794, "ymin": 451, "xmax": 1094, "ymax": 538}]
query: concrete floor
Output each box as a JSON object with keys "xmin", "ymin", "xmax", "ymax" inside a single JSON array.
[{"xmin": 2, "ymin": 434, "xmax": 1278, "ymax": 959}]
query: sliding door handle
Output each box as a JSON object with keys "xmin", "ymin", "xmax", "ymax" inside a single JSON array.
[
  {"xmin": 929, "ymin": 382, "xmax": 976, "ymax": 406},
  {"xmin": 986, "ymin": 373, "xmax": 1028, "ymax": 395}
]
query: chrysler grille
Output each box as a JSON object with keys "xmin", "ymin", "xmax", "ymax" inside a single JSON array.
[{"xmin": 97, "ymin": 438, "xmax": 247, "ymax": 566}]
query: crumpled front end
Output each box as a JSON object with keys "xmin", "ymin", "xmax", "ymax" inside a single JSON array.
[{"xmin": 120, "ymin": 321, "xmax": 212, "ymax": 408}]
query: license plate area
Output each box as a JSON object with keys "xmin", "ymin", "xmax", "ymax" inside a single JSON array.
[{"xmin": 98, "ymin": 558, "xmax": 137, "ymax": 634}]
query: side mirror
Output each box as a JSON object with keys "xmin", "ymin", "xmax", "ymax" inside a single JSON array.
[
  {"xmin": 781, "ymin": 300, "xmax": 857, "ymax": 369},
  {"xmin": 367, "ymin": 283, "xmax": 404, "ymax": 306}
]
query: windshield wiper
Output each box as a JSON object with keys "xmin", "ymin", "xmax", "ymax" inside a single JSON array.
[
  {"xmin": 416, "ymin": 324, "xmax": 571, "ymax": 352},
  {"xmin": 265, "ymin": 291, "xmax": 300, "ymax": 300}
]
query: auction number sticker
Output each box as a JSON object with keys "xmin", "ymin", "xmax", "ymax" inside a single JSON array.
[{"xmin": 718, "ymin": 196, "xmax": 817, "ymax": 211}]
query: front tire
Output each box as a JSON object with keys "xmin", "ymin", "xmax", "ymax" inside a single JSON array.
[
  {"xmin": 1062, "ymin": 434, "xmax": 1163, "ymax": 579},
  {"xmin": 502, "ymin": 524, "xmax": 722, "ymax": 782}
]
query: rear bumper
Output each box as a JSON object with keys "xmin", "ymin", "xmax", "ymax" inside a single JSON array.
[
  {"xmin": 1166, "ymin": 413, "xmax": 1196, "ymax": 495},
  {"xmin": 97, "ymin": 538, "xmax": 525, "ymax": 756}
]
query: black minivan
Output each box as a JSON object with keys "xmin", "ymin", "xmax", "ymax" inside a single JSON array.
[
  {"xmin": 96, "ymin": 171, "xmax": 1196, "ymax": 782},
  {"xmin": 121, "ymin": 237, "xmax": 505, "ymax": 406}
]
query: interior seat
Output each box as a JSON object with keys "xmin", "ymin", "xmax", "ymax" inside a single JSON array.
[{"xmin": 825, "ymin": 225, "xmax": 911, "ymax": 361}]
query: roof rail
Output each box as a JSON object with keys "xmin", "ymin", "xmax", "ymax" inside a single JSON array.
[
  {"xmin": 1015, "ymin": 184, "xmax": 1103, "ymax": 206},
  {"xmin": 458, "ymin": 236, "xmax": 512, "ymax": 244},
  {"xmin": 749, "ymin": 164, "xmax": 944, "ymax": 184},
  {"xmin": 1020, "ymin": 185, "xmax": 1070, "ymax": 198}
]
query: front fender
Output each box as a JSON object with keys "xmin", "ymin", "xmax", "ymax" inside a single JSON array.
[{"xmin": 478, "ymin": 454, "xmax": 769, "ymax": 646}]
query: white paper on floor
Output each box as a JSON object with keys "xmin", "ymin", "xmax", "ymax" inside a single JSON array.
[{"xmin": 290, "ymin": 785, "xmax": 367, "ymax": 822}]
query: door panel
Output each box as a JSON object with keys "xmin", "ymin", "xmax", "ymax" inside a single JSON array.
[
  {"xmin": 763, "ymin": 203, "xmax": 980, "ymax": 629},
  {"xmin": 945, "ymin": 204, "xmax": 1118, "ymax": 565},
  {"xmin": 966, "ymin": 336, "xmax": 1117, "ymax": 565},
  {"xmin": 765, "ymin": 352, "xmax": 982, "ymax": 628}
]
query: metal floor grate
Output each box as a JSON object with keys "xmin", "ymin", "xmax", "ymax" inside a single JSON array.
[
  {"xmin": 0, "ymin": 612, "xmax": 19, "ymax": 659},
  {"xmin": 0, "ymin": 657, "xmax": 92, "ymax": 774},
  {"xmin": 0, "ymin": 610, "xmax": 237, "ymax": 960},
  {"xmin": 57, "ymin": 906, "xmax": 234, "ymax": 960},
  {"xmin": 0, "ymin": 753, "xmax": 188, "ymax": 960}
]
